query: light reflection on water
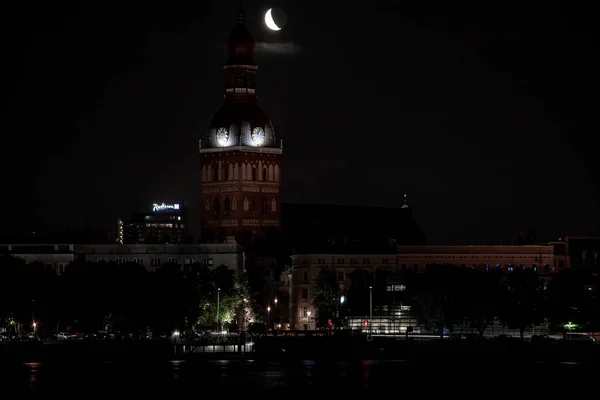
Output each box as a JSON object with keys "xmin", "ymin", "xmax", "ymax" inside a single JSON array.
[
  {"xmin": 2, "ymin": 358, "xmax": 590, "ymax": 397},
  {"xmin": 23, "ymin": 362, "xmax": 41, "ymax": 393}
]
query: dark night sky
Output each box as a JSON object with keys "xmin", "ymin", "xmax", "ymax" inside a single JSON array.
[{"xmin": 2, "ymin": 0, "xmax": 598, "ymax": 244}]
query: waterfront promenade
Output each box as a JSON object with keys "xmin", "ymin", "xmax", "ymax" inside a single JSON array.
[{"xmin": 2, "ymin": 334, "xmax": 598, "ymax": 365}]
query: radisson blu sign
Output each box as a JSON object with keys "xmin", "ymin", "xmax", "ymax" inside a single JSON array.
[{"xmin": 152, "ymin": 203, "xmax": 180, "ymax": 212}]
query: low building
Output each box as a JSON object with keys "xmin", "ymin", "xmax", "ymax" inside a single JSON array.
[
  {"xmin": 75, "ymin": 242, "xmax": 243, "ymax": 276},
  {"xmin": 1, "ymin": 239, "xmax": 244, "ymax": 277},
  {"xmin": 0, "ymin": 244, "xmax": 75, "ymax": 272},
  {"xmin": 289, "ymin": 244, "xmax": 559, "ymax": 330},
  {"xmin": 560, "ymin": 236, "xmax": 600, "ymax": 269}
]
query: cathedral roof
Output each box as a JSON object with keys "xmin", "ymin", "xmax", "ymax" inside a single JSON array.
[{"xmin": 281, "ymin": 203, "xmax": 427, "ymax": 252}]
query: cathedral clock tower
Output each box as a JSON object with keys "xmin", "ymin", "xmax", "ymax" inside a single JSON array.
[{"xmin": 199, "ymin": 6, "xmax": 282, "ymax": 244}]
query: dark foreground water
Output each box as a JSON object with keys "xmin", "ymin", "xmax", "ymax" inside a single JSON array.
[{"xmin": 1, "ymin": 356, "xmax": 595, "ymax": 398}]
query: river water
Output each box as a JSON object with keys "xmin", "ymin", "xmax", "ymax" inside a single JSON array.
[{"xmin": 1, "ymin": 357, "xmax": 593, "ymax": 398}]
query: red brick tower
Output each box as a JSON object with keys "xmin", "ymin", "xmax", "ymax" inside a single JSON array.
[{"xmin": 199, "ymin": 6, "xmax": 282, "ymax": 245}]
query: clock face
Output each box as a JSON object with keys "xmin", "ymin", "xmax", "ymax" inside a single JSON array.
[
  {"xmin": 216, "ymin": 127, "xmax": 229, "ymax": 146},
  {"xmin": 251, "ymin": 127, "xmax": 265, "ymax": 146}
]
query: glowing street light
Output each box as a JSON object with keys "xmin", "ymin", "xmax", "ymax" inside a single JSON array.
[
  {"xmin": 369, "ymin": 286, "xmax": 373, "ymax": 340},
  {"xmin": 267, "ymin": 306, "xmax": 271, "ymax": 330}
]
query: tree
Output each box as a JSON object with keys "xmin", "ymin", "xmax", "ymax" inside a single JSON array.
[
  {"xmin": 239, "ymin": 272, "xmax": 257, "ymax": 328},
  {"xmin": 346, "ymin": 268, "xmax": 372, "ymax": 317},
  {"xmin": 103, "ymin": 312, "xmax": 117, "ymax": 331},
  {"xmin": 196, "ymin": 265, "xmax": 243, "ymax": 329},
  {"xmin": 279, "ymin": 264, "xmax": 291, "ymax": 289},
  {"xmin": 245, "ymin": 256, "xmax": 279, "ymax": 321},
  {"xmin": 545, "ymin": 269, "xmax": 600, "ymax": 334},
  {"xmin": 312, "ymin": 266, "xmax": 340, "ymax": 328},
  {"xmin": 0, "ymin": 255, "xmax": 251, "ymax": 335},
  {"xmin": 462, "ymin": 269, "xmax": 503, "ymax": 336},
  {"xmin": 499, "ymin": 269, "xmax": 543, "ymax": 340},
  {"xmin": 408, "ymin": 265, "xmax": 464, "ymax": 338}
]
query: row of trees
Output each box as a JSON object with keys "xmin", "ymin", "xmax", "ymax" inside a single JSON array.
[
  {"xmin": 313, "ymin": 265, "xmax": 600, "ymax": 339},
  {"xmin": 0, "ymin": 255, "xmax": 286, "ymax": 334}
]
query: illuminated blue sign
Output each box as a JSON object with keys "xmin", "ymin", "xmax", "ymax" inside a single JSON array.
[{"xmin": 152, "ymin": 203, "xmax": 180, "ymax": 212}]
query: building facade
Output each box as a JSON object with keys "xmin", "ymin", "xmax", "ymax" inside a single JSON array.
[
  {"xmin": 120, "ymin": 201, "xmax": 189, "ymax": 244},
  {"xmin": 289, "ymin": 245, "xmax": 560, "ymax": 330},
  {"xmin": 0, "ymin": 244, "xmax": 75, "ymax": 272},
  {"xmin": 559, "ymin": 236, "xmax": 600, "ymax": 269},
  {"xmin": 1, "ymin": 242, "xmax": 244, "ymax": 277},
  {"xmin": 76, "ymin": 243, "xmax": 243, "ymax": 276},
  {"xmin": 199, "ymin": 7, "xmax": 282, "ymax": 245}
]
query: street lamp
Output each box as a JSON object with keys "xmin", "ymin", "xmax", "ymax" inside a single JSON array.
[
  {"xmin": 369, "ymin": 286, "xmax": 373, "ymax": 340},
  {"xmin": 339, "ymin": 295, "xmax": 346, "ymax": 329},
  {"xmin": 217, "ymin": 288, "xmax": 221, "ymax": 333},
  {"xmin": 267, "ymin": 306, "xmax": 271, "ymax": 330},
  {"xmin": 306, "ymin": 310, "xmax": 311, "ymax": 329},
  {"xmin": 273, "ymin": 298, "xmax": 278, "ymax": 328}
]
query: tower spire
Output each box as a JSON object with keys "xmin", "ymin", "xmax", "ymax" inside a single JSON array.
[{"xmin": 237, "ymin": 0, "xmax": 245, "ymax": 24}]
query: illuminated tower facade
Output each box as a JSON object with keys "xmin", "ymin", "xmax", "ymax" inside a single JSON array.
[{"xmin": 199, "ymin": 7, "xmax": 282, "ymax": 244}]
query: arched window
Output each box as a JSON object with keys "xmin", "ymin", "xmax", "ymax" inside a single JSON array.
[
  {"xmin": 224, "ymin": 197, "xmax": 231, "ymax": 216},
  {"xmin": 207, "ymin": 165, "xmax": 212, "ymax": 181},
  {"xmin": 271, "ymin": 198, "xmax": 277, "ymax": 212},
  {"xmin": 252, "ymin": 166, "xmax": 257, "ymax": 181},
  {"xmin": 243, "ymin": 198, "xmax": 249, "ymax": 211},
  {"xmin": 213, "ymin": 197, "xmax": 220, "ymax": 216},
  {"xmin": 262, "ymin": 197, "xmax": 268, "ymax": 214},
  {"xmin": 205, "ymin": 200, "xmax": 210, "ymax": 211},
  {"xmin": 223, "ymin": 167, "xmax": 229, "ymax": 181},
  {"xmin": 251, "ymin": 199, "xmax": 256, "ymax": 213},
  {"xmin": 232, "ymin": 197, "xmax": 237, "ymax": 211},
  {"xmin": 274, "ymin": 165, "xmax": 279, "ymax": 181},
  {"xmin": 263, "ymin": 168, "xmax": 267, "ymax": 182},
  {"xmin": 213, "ymin": 167, "xmax": 219, "ymax": 182}
]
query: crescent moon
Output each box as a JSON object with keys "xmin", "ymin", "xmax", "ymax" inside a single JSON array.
[{"xmin": 265, "ymin": 8, "xmax": 281, "ymax": 31}]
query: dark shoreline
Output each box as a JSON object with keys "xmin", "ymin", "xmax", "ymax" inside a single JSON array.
[{"xmin": 2, "ymin": 337, "xmax": 599, "ymax": 365}]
